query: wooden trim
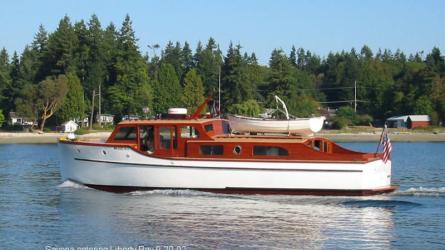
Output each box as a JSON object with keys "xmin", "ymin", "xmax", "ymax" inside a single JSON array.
[{"xmin": 60, "ymin": 140, "xmax": 381, "ymax": 164}]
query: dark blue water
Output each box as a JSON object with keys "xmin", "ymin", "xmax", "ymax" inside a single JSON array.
[{"xmin": 0, "ymin": 143, "xmax": 444, "ymax": 249}]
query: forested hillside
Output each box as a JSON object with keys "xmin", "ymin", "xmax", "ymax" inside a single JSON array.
[{"xmin": 0, "ymin": 15, "xmax": 444, "ymax": 130}]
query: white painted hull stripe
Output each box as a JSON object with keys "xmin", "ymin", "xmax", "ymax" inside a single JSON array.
[{"xmin": 74, "ymin": 158, "xmax": 363, "ymax": 172}]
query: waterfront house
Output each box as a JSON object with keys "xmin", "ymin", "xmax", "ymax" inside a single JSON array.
[
  {"xmin": 387, "ymin": 115, "xmax": 431, "ymax": 128},
  {"xmin": 8, "ymin": 112, "xmax": 36, "ymax": 126},
  {"xmin": 61, "ymin": 120, "xmax": 79, "ymax": 133},
  {"xmin": 97, "ymin": 114, "xmax": 114, "ymax": 125}
]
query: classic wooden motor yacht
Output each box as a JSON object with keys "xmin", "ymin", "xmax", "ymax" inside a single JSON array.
[{"xmin": 58, "ymin": 101, "xmax": 397, "ymax": 195}]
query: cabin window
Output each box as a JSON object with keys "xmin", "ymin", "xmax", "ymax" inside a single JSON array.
[
  {"xmin": 180, "ymin": 126, "xmax": 200, "ymax": 138},
  {"xmin": 204, "ymin": 124, "xmax": 214, "ymax": 132},
  {"xmin": 139, "ymin": 126, "xmax": 154, "ymax": 152},
  {"xmin": 114, "ymin": 127, "xmax": 137, "ymax": 140},
  {"xmin": 313, "ymin": 139, "xmax": 329, "ymax": 153},
  {"xmin": 313, "ymin": 140, "xmax": 322, "ymax": 151},
  {"xmin": 159, "ymin": 127, "xmax": 177, "ymax": 149},
  {"xmin": 200, "ymin": 145, "xmax": 224, "ymax": 155},
  {"xmin": 253, "ymin": 146, "xmax": 288, "ymax": 156},
  {"xmin": 233, "ymin": 145, "xmax": 242, "ymax": 155}
]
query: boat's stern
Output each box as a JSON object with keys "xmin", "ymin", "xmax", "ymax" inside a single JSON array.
[{"xmin": 360, "ymin": 158, "xmax": 397, "ymax": 194}]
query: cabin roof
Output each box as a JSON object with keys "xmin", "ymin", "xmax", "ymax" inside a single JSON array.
[
  {"xmin": 208, "ymin": 135, "xmax": 308, "ymax": 143},
  {"xmin": 117, "ymin": 118, "xmax": 221, "ymax": 126}
]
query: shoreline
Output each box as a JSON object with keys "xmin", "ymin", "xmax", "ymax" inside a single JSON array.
[
  {"xmin": 0, "ymin": 132, "xmax": 111, "ymax": 144},
  {"xmin": 1, "ymin": 131, "xmax": 445, "ymax": 144}
]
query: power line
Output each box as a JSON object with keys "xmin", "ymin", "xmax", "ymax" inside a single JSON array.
[
  {"xmin": 318, "ymin": 100, "xmax": 368, "ymax": 104},
  {"xmin": 257, "ymin": 86, "xmax": 381, "ymax": 92}
]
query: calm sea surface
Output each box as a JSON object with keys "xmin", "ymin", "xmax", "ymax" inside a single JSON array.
[{"xmin": 0, "ymin": 142, "xmax": 444, "ymax": 249}]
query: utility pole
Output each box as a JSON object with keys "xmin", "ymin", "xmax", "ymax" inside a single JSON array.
[
  {"xmin": 354, "ymin": 80, "xmax": 357, "ymax": 113},
  {"xmin": 98, "ymin": 84, "xmax": 102, "ymax": 127},
  {"xmin": 89, "ymin": 89, "xmax": 95, "ymax": 130}
]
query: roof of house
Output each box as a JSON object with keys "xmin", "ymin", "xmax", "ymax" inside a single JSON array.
[
  {"xmin": 408, "ymin": 115, "xmax": 431, "ymax": 122},
  {"xmin": 387, "ymin": 115, "xmax": 409, "ymax": 121},
  {"xmin": 387, "ymin": 115, "xmax": 431, "ymax": 122},
  {"xmin": 62, "ymin": 120, "xmax": 78, "ymax": 126}
]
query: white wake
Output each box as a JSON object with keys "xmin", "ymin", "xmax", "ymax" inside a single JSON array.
[
  {"xmin": 58, "ymin": 180, "xmax": 91, "ymax": 189},
  {"xmin": 393, "ymin": 187, "xmax": 445, "ymax": 196}
]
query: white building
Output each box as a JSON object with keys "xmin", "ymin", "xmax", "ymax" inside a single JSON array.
[
  {"xmin": 8, "ymin": 112, "xmax": 36, "ymax": 126},
  {"xmin": 61, "ymin": 120, "xmax": 79, "ymax": 133},
  {"xmin": 97, "ymin": 114, "xmax": 114, "ymax": 125}
]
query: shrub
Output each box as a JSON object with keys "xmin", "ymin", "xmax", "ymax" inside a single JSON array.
[
  {"xmin": 74, "ymin": 127, "xmax": 90, "ymax": 135},
  {"xmin": 228, "ymin": 99, "xmax": 262, "ymax": 117},
  {"xmin": 332, "ymin": 116, "xmax": 349, "ymax": 129}
]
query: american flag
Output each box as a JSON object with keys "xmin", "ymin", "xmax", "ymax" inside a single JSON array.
[{"xmin": 380, "ymin": 125, "xmax": 392, "ymax": 163}]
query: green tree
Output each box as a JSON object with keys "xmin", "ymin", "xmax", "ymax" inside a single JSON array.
[
  {"xmin": 15, "ymin": 84, "xmax": 39, "ymax": 127},
  {"xmin": 266, "ymin": 49, "xmax": 319, "ymax": 116},
  {"xmin": 56, "ymin": 72, "xmax": 86, "ymax": 122},
  {"xmin": 108, "ymin": 15, "xmax": 151, "ymax": 115},
  {"xmin": 221, "ymin": 43, "xmax": 254, "ymax": 108},
  {"xmin": 0, "ymin": 109, "xmax": 4, "ymax": 126},
  {"xmin": 228, "ymin": 99, "xmax": 261, "ymax": 117},
  {"xmin": 162, "ymin": 41, "xmax": 183, "ymax": 79},
  {"xmin": 414, "ymin": 95, "xmax": 434, "ymax": 115},
  {"xmin": 37, "ymin": 75, "xmax": 69, "ymax": 130},
  {"xmin": 44, "ymin": 16, "xmax": 79, "ymax": 75},
  {"xmin": 0, "ymin": 48, "xmax": 11, "ymax": 117},
  {"xmin": 182, "ymin": 69, "xmax": 205, "ymax": 112},
  {"xmin": 195, "ymin": 38, "xmax": 222, "ymax": 95},
  {"xmin": 153, "ymin": 63, "xmax": 182, "ymax": 113},
  {"xmin": 181, "ymin": 42, "xmax": 194, "ymax": 77}
]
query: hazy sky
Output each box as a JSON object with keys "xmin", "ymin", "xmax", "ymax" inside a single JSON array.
[{"xmin": 0, "ymin": 0, "xmax": 443, "ymax": 64}]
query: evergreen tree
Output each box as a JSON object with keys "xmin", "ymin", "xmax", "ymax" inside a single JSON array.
[
  {"xmin": 153, "ymin": 63, "xmax": 182, "ymax": 113},
  {"xmin": 221, "ymin": 43, "xmax": 254, "ymax": 108},
  {"xmin": 44, "ymin": 16, "xmax": 79, "ymax": 76},
  {"xmin": 162, "ymin": 41, "xmax": 182, "ymax": 79},
  {"xmin": 182, "ymin": 69, "xmax": 205, "ymax": 112},
  {"xmin": 15, "ymin": 83, "xmax": 39, "ymax": 126},
  {"xmin": 56, "ymin": 72, "xmax": 86, "ymax": 122},
  {"xmin": 0, "ymin": 109, "xmax": 4, "ymax": 126},
  {"xmin": 31, "ymin": 25, "xmax": 49, "ymax": 81},
  {"xmin": 73, "ymin": 20, "xmax": 90, "ymax": 82},
  {"xmin": 181, "ymin": 42, "xmax": 194, "ymax": 76},
  {"xmin": 0, "ymin": 48, "xmax": 11, "ymax": 118},
  {"xmin": 108, "ymin": 15, "xmax": 151, "ymax": 115},
  {"xmin": 195, "ymin": 38, "xmax": 222, "ymax": 95},
  {"xmin": 289, "ymin": 45, "xmax": 297, "ymax": 66}
]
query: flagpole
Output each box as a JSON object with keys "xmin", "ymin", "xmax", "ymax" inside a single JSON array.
[{"xmin": 375, "ymin": 124, "xmax": 387, "ymax": 155}]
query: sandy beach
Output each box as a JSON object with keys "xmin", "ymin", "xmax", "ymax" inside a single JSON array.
[
  {"xmin": 0, "ymin": 132, "xmax": 111, "ymax": 144},
  {"xmin": 1, "ymin": 130, "xmax": 445, "ymax": 144}
]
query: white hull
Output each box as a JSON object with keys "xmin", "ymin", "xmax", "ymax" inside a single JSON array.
[
  {"xmin": 59, "ymin": 142, "xmax": 393, "ymax": 195},
  {"xmin": 228, "ymin": 115, "xmax": 325, "ymax": 134}
]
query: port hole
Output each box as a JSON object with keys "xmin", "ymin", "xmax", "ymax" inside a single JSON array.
[{"xmin": 233, "ymin": 145, "xmax": 242, "ymax": 155}]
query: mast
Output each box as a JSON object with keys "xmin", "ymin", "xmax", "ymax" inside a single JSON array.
[{"xmin": 218, "ymin": 65, "xmax": 221, "ymax": 113}]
